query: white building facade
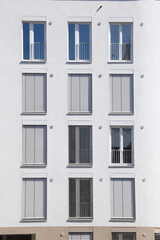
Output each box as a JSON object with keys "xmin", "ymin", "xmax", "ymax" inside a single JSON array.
[{"xmin": 0, "ymin": 0, "xmax": 160, "ymax": 239}]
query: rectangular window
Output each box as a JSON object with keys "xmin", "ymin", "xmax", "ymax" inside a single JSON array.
[
  {"xmin": 111, "ymin": 127, "xmax": 133, "ymax": 166},
  {"xmin": 111, "ymin": 178, "xmax": 135, "ymax": 219},
  {"xmin": 68, "ymin": 74, "xmax": 92, "ymax": 113},
  {"xmin": 69, "ymin": 233, "xmax": 93, "ymax": 240},
  {"xmin": 110, "ymin": 74, "xmax": 133, "ymax": 113},
  {"xmin": 110, "ymin": 23, "xmax": 132, "ymax": 61},
  {"xmin": 68, "ymin": 23, "xmax": 91, "ymax": 61},
  {"xmin": 69, "ymin": 178, "xmax": 92, "ymax": 218},
  {"xmin": 23, "ymin": 22, "xmax": 46, "ymax": 61},
  {"xmin": 22, "ymin": 178, "xmax": 47, "ymax": 219},
  {"xmin": 69, "ymin": 126, "xmax": 92, "ymax": 165},
  {"xmin": 112, "ymin": 233, "xmax": 136, "ymax": 240},
  {"xmin": 155, "ymin": 234, "xmax": 160, "ymax": 240},
  {"xmin": 22, "ymin": 125, "xmax": 47, "ymax": 165},
  {"xmin": 22, "ymin": 73, "xmax": 47, "ymax": 113}
]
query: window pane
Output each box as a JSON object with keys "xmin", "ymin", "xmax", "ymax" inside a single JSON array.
[
  {"xmin": 80, "ymin": 180, "xmax": 91, "ymax": 217},
  {"xmin": 69, "ymin": 179, "xmax": 76, "ymax": 217},
  {"xmin": 79, "ymin": 24, "xmax": 90, "ymax": 60},
  {"xmin": 69, "ymin": 24, "xmax": 75, "ymax": 60},
  {"xmin": 122, "ymin": 25, "xmax": 131, "ymax": 60},
  {"xmin": 112, "ymin": 233, "xmax": 136, "ymax": 240},
  {"xmin": 123, "ymin": 128, "xmax": 132, "ymax": 163},
  {"xmin": 23, "ymin": 23, "xmax": 30, "ymax": 60},
  {"xmin": 111, "ymin": 25, "xmax": 119, "ymax": 60},
  {"xmin": 34, "ymin": 24, "xmax": 45, "ymax": 60},
  {"xmin": 111, "ymin": 128, "xmax": 120, "ymax": 163},
  {"xmin": 155, "ymin": 234, "xmax": 160, "ymax": 240},
  {"xmin": 69, "ymin": 127, "xmax": 76, "ymax": 163},
  {"xmin": 80, "ymin": 127, "xmax": 92, "ymax": 164}
]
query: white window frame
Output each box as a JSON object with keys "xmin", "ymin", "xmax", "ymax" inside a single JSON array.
[
  {"xmin": 22, "ymin": 21, "xmax": 46, "ymax": 62},
  {"xmin": 68, "ymin": 22, "xmax": 92, "ymax": 62},
  {"xmin": 109, "ymin": 22, "xmax": 133, "ymax": 62},
  {"xmin": 110, "ymin": 126, "xmax": 134, "ymax": 167}
]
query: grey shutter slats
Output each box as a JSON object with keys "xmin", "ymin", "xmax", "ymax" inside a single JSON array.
[
  {"xmin": 23, "ymin": 125, "xmax": 47, "ymax": 165},
  {"xmin": 22, "ymin": 73, "xmax": 46, "ymax": 113},
  {"xmin": 69, "ymin": 74, "xmax": 92, "ymax": 113},
  {"xmin": 22, "ymin": 178, "xmax": 46, "ymax": 219},
  {"xmin": 111, "ymin": 74, "xmax": 133, "ymax": 113},
  {"xmin": 111, "ymin": 178, "xmax": 135, "ymax": 219}
]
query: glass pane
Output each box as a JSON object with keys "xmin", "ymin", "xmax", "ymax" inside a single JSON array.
[
  {"xmin": 110, "ymin": 25, "xmax": 119, "ymax": 60},
  {"xmin": 23, "ymin": 23, "xmax": 30, "ymax": 60},
  {"xmin": 80, "ymin": 127, "xmax": 92, "ymax": 164},
  {"xmin": 69, "ymin": 24, "xmax": 75, "ymax": 60},
  {"xmin": 122, "ymin": 25, "xmax": 131, "ymax": 60},
  {"xmin": 69, "ymin": 127, "xmax": 76, "ymax": 163},
  {"xmin": 112, "ymin": 233, "xmax": 120, "ymax": 240},
  {"xmin": 79, "ymin": 24, "xmax": 90, "ymax": 60},
  {"xmin": 111, "ymin": 128, "xmax": 120, "ymax": 163},
  {"xmin": 123, "ymin": 233, "xmax": 136, "ymax": 240},
  {"xmin": 6, "ymin": 235, "xmax": 32, "ymax": 240},
  {"xmin": 34, "ymin": 24, "xmax": 45, "ymax": 60},
  {"xmin": 155, "ymin": 234, "xmax": 160, "ymax": 240},
  {"xmin": 80, "ymin": 179, "xmax": 91, "ymax": 217},
  {"xmin": 69, "ymin": 179, "xmax": 76, "ymax": 217},
  {"xmin": 123, "ymin": 128, "xmax": 132, "ymax": 163}
]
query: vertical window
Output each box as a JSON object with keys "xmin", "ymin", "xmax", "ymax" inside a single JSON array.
[
  {"xmin": 68, "ymin": 23, "xmax": 91, "ymax": 61},
  {"xmin": 23, "ymin": 22, "xmax": 45, "ymax": 61},
  {"xmin": 110, "ymin": 23, "xmax": 132, "ymax": 61},
  {"xmin": 111, "ymin": 178, "xmax": 135, "ymax": 219},
  {"xmin": 155, "ymin": 234, "xmax": 160, "ymax": 240},
  {"xmin": 110, "ymin": 74, "xmax": 133, "ymax": 113},
  {"xmin": 22, "ymin": 178, "xmax": 47, "ymax": 219},
  {"xmin": 69, "ymin": 233, "xmax": 93, "ymax": 240},
  {"xmin": 69, "ymin": 126, "xmax": 92, "ymax": 165},
  {"xmin": 112, "ymin": 233, "xmax": 136, "ymax": 240},
  {"xmin": 111, "ymin": 127, "xmax": 133, "ymax": 165},
  {"xmin": 69, "ymin": 178, "xmax": 93, "ymax": 218},
  {"xmin": 22, "ymin": 125, "xmax": 47, "ymax": 165},
  {"xmin": 22, "ymin": 73, "xmax": 47, "ymax": 113},
  {"xmin": 68, "ymin": 74, "xmax": 92, "ymax": 113}
]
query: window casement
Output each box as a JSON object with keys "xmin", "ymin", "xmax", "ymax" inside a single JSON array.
[
  {"xmin": 110, "ymin": 74, "xmax": 133, "ymax": 114},
  {"xmin": 69, "ymin": 178, "xmax": 93, "ymax": 219},
  {"xmin": 155, "ymin": 234, "xmax": 160, "ymax": 240},
  {"xmin": 111, "ymin": 127, "xmax": 133, "ymax": 166},
  {"xmin": 23, "ymin": 22, "xmax": 46, "ymax": 61},
  {"xmin": 0, "ymin": 235, "xmax": 34, "ymax": 240},
  {"xmin": 110, "ymin": 23, "xmax": 132, "ymax": 61},
  {"xmin": 22, "ymin": 73, "xmax": 47, "ymax": 114},
  {"xmin": 68, "ymin": 23, "xmax": 91, "ymax": 61},
  {"xmin": 112, "ymin": 233, "xmax": 136, "ymax": 240},
  {"xmin": 22, "ymin": 125, "xmax": 47, "ymax": 165},
  {"xmin": 22, "ymin": 178, "xmax": 47, "ymax": 220},
  {"xmin": 111, "ymin": 178, "xmax": 135, "ymax": 220},
  {"xmin": 69, "ymin": 126, "xmax": 92, "ymax": 165},
  {"xmin": 68, "ymin": 74, "xmax": 92, "ymax": 114},
  {"xmin": 69, "ymin": 233, "xmax": 93, "ymax": 240}
]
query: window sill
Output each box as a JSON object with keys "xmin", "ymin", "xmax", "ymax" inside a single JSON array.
[
  {"xmin": 68, "ymin": 164, "xmax": 92, "ymax": 168},
  {"xmin": 67, "ymin": 112, "xmax": 92, "ymax": 115},
  {"xmin": 108, "ymin": 60, "xmax": 133, "ymax": 64},
  {"xmin": 67, "ymin": 60, "xmax": 92, "ymax": 64},
  {"xmin": 21, "ymin": 164, "xmax": 47, "ymax": 168},
  {"xmin": 21, "ymin": 218, "xmax": 47, "ymax": 222},
  {"xmin": 21, "ymin": 60, "xmax": 46, "ymax": 63},
  {"xmin": 109, "ymin": 112, "xmax": 134, "ymax": 116},
  {"xmin": 109, "ymin": 164, "xmax": 134, "ymax": 168},
  {"xmin": 21, "ymin": 112, "xmax": 47, "ymax": 115},
  {"xmin": 110, "ymin": 218, "xmax": 135, "ymax": 222},
  {"xmin": 67, "ymin": 218, "xmax": 93, "ymax": 222}
]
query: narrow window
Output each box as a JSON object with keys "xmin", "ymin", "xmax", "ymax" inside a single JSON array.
[
  {"xmin": 69, "ymin": 178, "xmax": 92, "ymax": 218},
  {"xmin": 68, "ymin": 23, "xmax": 91, "ymax": 61},
  {"xmin": 22, "ymin": 178, "xmax": 47, "ymax": 219},
  {"xmin": 22, "ymin": 125, "xmax": 47, "ymax": 165},
  {"xmin": 69, "ymin": 126, "xmax": 92, "ymax": 165},
  {"xmin": 68, "ymin": 74, "xmax": 92, "ymax": 113},
  {"xmin": 69, "ymin": 233, "xmax": 93, "ymax": 240}
]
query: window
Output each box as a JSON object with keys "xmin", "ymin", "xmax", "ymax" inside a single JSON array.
[
  {"xmin": 111, "ymin": 127, "xmax": 133, "ymax": 166},
  {"xmin": 69, "ymin": 178, "xmax": 93, "ymax": 218},
  {"xmin": 155, "ymin": 234, "xmax": 160, "ymax": 240},
  {"xmin": 68, "ymin": 74, "xmax": 92, "ymax": 113},
  {"xmin": 23, "ymin": 22, "xmax": 46, "ymax": 61},
  {"xmin": 22, "ymin": 125, "xmax": 47, "ymax": 165},
  {"xmin": 22, "ymin": 178, "xmax": 47, "ymax": 219},
  {"xmin": 110, "ymin": 23, "xmax": 132, "ymax": 61},
  {"xmin": 110, "ymin": 74, "xmax": 133, "ymax": 113},
  {"xmin": 69, "ymin": 233, "xmax": 93, "ymax": 240},
  {"xmin": 111, "ymin": 178, "xmax": 135, "ymax": 219},
  {"xmin": 69, "ymin": 126, "xmax": 92, "ymax": 165},
  {"xmin": 22, "ymin": 73, "xmax": 47, "ymax": 113},
  {"xmin": 112, "ymin": 233, "xmax": 136, "ymax": 240},
  {"xmin": 0, "ymin": 235, "xmax": 34, "ymax": 240},
  {"xmin": 68, "ymin": 23, "xmax": 91, "ymax": 61}
]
